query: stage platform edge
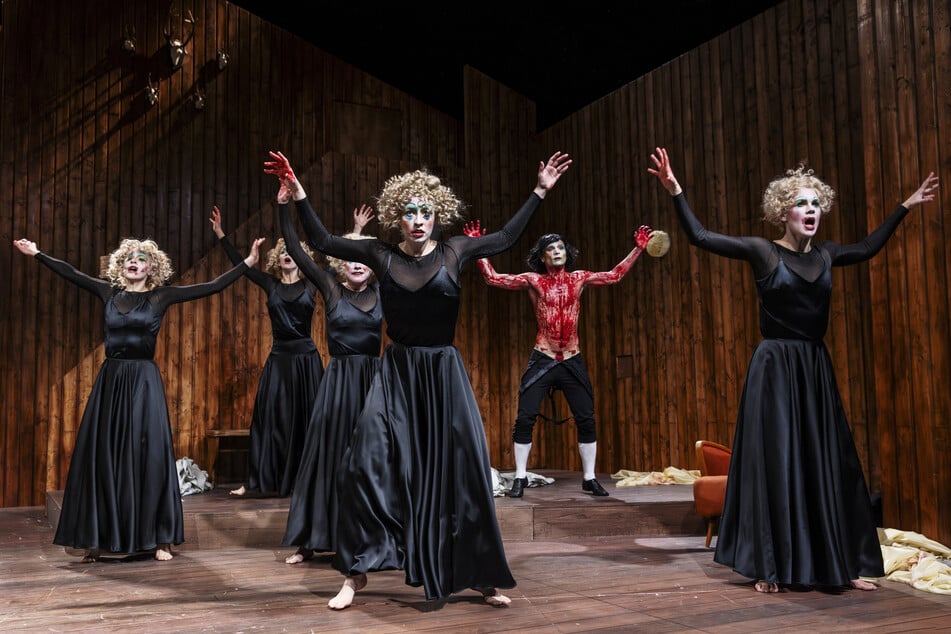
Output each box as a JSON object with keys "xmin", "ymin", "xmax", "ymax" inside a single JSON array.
[{"xmin": 45, "ymin": 469, "xmax": 705, "ymax": 549}]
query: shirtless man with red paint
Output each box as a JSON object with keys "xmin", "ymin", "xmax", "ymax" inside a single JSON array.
[{"xmin": 464, "ymin": 223, "xmax": 654, "ymax": 497}]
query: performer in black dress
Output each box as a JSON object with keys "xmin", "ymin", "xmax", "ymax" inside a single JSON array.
[
  {"xmin": 13, "ymin": 235, "xmax": 263, "ymax": 562},
  {"xmin": 280, "ymin": 205, "xmax": 384, "ymax": 563},
  {"xmin": 210, "ymin": 208, "xmax": 324, "ymax": 497},
  {"xmin": 264, "ymin": 149, "xmax": 571, "ymax": 608},
  {"xmin": 648, "ymin": 146, "xmax": 939, "ymax": 592},
  {"xmin": 209, "ymin": 206, "xmax": 324, "ymax": 497}
]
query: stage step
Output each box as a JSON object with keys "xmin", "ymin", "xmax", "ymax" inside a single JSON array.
[{"xmin": 45, "ymin": 470, "xmax": 705, "ymax": 550}]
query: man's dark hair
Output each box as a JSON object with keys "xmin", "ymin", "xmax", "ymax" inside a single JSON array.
[{"xmin": 527, "ymin": 233, "xmax": 579, "ymax": 273}]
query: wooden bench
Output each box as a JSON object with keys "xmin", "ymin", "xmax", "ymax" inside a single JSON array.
[{"xmin": 205, "ymin": 428, "xmax": 250, "ymax": 485}]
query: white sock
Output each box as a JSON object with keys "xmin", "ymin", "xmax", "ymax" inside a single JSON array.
[
  {"xmin": 514, "ymin": 442, "xmax": 532, "ymax": 479},
  {"xmin": 579, "ymin": 442, "xmax": 598, "ymax": 481}
]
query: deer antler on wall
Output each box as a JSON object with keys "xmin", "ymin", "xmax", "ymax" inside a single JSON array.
[
  {"xmin": 163, "ymin": 8, "xmax": 196, "ymax": 70},
  {"xmin": 144, "ymin": 73, "xmax": 159, "ymax": 106}
]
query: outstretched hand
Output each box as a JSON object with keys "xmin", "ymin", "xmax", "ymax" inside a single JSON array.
[
  {"xmin": 353, "ymin": 204, "xmax": 375, "ymax": 234},
  {"xmin": 13, "ymin": 238, "xmax": 39, "ymax": 256},
  {"xmin": 264, "ymin": 151, "xmax": 303, "ymax": 201},
  {"xmin": 463, "ymin": 220, "xmax": 486, "ymax": 238},
  {"xmin": 902, "ymin": 172, "xmax": 939, "ymax": 210},
  {"xmin": 264, "ymin": 150, "xmax": 297, "ymax": 181},
  {"xmin": 246, "ymin": 237, "xmax": 266, "ymax": 267},
  {"xmin": 536, "ymin": 151, "xmax": 572, "ymax": 196},
  {"xmin": 634, "ymin": 225, "xmax": 653, "ymax": 249},
  {"xmin": 647, "ymin": 147, "xmax": 682, "ymax": 196},
  {"xmin": 209, "ymin": 206, "xmax": 225, "ymax": 238}
]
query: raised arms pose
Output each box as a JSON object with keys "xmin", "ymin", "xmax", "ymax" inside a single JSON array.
[
  {"xmin": 648, "ymin": 146, "xmax": 938, "ymax": 593},
  {"xmin": 464, "ymin": 222, "xmax": 653, "ymax": 497},
  {"xmin": 265, "ymin": 150, "xmax": 570, "ymax": 609},
  {"xmin": 278, "ymin": 204, "xmax": 384, "ymax": 564},
  {"xmin": 14, "ymin": 235, "xmax": 261, "ymax": 562},
  {"xmin": 209, "ymin": 207, "xmax": 323, "ymax": 498}
]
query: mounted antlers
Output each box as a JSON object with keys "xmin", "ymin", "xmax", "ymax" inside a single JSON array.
[
  {"xmin": 144, "ymin": 74, "xmax": 159, "ymax": 106},
  {"xmin": 163, "ymin": 8, "xmax": 196, "ymax": 70}
]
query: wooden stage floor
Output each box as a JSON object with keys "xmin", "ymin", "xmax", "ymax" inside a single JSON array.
[{"xmin": 2, "ymin": 470, "xmax": 949, "ymax": 632}]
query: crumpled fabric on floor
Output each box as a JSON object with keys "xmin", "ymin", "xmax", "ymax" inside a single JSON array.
[
  {"xmin": 492, "ymin": 469, "xmax": 555, "ymax": 497},
  {"xmin": 611, "ymin": 466, "xmax": 699, "ymax": 487},
  {"xmin": 879, "ymin": 527, "xmax": 951, "ymax": 594},
  {"xmin": 177, "ymin": 457, "xmax": 213, "ymax": 496}
]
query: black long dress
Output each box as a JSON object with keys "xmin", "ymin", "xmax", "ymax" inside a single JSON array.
[
  {"xmin": 37, "ymin": 252, "xmax": 249, "ymax": 554},
  {"xmin": 219, "ymin": 238, "xmax": 324, "ymax": 496},
  {"xmin": 279, "ymin": 218, "xmax": 383, "ymax": 552},
  {"xmin": 288, "ymin": 193, "xmax": 544, "ymax": 600},
  {"xmin": 671, "ymin": 192, "xmax": 902, "ymax": 586}
]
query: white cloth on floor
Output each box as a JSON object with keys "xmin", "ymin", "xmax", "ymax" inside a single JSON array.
[
  {"xmin": 611, "ymin": 466, "xmax": 699, "ymax": 487},
  {"xmin": 176, "ymin": 457, "xmax": 213, "ymax": 496},
  {"xmin": 491, "ymin": 469, "xmax": 555, "ymax": 497},
  {"xmin": 879, "ymin": 527, "xmax": 951, "ymax": 594}
]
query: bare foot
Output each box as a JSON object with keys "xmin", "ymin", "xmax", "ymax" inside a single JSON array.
[
  {"xmin": 285, "ymin": 547, "xmax": 314, "ymax": 564},
  {"xmin": 480, "ymin": 588, "xmax": 511, "ymax": 607},
  {"xmin": 81, "ymin": 549, "xmax": 100, "ymax": 563},
  {"xmin": 851, "ymin": 578, "xmax": 878, "ymax": 591},
  {"xmin": 754, "ymin": 580, "xmax": 779, "ymax": 593},
  {"xmin": 230, "ymin": 485, "xmax": 247, "ymax": 496},
  {"xmin": 328, "ymin": 574, "xmax": 367, "ymax": 610},
  {"xmin": 155, "ymin": 545, "xmax": 173, "ymax": 561}
]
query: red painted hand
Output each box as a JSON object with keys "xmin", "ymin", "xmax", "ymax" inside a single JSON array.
[
  {"xmin": 634, "ymin": 225, "xmax": 653, "ymax": 249},
  {"xmin": 263, "ymin": 150, "xmax": 298, "ymax": 183},
  {"xmin": 463, "ymin": 220, "xmax": 486, "ymax": 238}
]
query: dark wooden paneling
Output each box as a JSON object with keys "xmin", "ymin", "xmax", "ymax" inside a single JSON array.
[{"xmin": 2, "ymin": 0, "xmax": 948, "ymax": 549}]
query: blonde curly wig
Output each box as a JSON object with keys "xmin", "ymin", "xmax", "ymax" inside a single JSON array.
[
  {"xmin": 265, "ymin": 238, "xmax": 316, "ymax": 274},
  {"xmin": 761, "ymin": 164, "xmax": 836, "ymax": 227},
  {"xmin": 375, "ymin": 169, "xmax": 464, "ymax": 230},
  {"xmin": 105, "ymin": 238, "xmax": 174, "ymax": 290},
  {"xmin": 326, "ymin": 233, "xmax": 377, "ymax": 281}
]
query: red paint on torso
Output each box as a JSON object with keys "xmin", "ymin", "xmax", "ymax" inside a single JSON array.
[{"xmin": 531, "ymin": 271, "xmax": 593, "ymax": 355}]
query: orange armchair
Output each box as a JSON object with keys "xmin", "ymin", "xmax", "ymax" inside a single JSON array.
[{"xmin": 693, "ymin": 440, "xmax": 731, "ymax": 547}]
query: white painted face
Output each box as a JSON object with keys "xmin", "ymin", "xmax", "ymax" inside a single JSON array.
[
  {"xmin": 400, "ymin": 197, "xmax": 435, "ymax": 246},
  {"xmin": 278, "ymin": 244, "xmax": 299, "ymax": 272},
  {"xmin": 542, "ymin": 240, "xmax": 567, "ymax": 268},
  {"xmin": 783, "ymin": 187, "xmax": 821, "ymax": 239},
  {"xmin": 123, "ymin": 251, "xmax": 152, "ymax": 283},
  {"xmin": 343, "ymin": 260, "xmax": 372, "ymax": 288}
]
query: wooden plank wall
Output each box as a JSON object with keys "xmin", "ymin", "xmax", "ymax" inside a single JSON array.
[
  {"xmin": 0, "ymin": 0, "xmax": 465, "ymax": 507},
  {"xmin": 1, "ymin": 0, "xmax": 949, "ymax": 546},
  {"xmin": 855, "ymin": 0, "xmax": 950, "ymax": 544},
  {"xmin": 515, "ymin": 0, "xmax": 945, "ymax": 544}
]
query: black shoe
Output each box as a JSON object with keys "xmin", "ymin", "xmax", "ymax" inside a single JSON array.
[
  {"xmin": 582, "ymin": 478, "xmax": 609, "ymax": 496},
  {"xmin": 509, "ymin": 477, "xmax": 528, "ymax": 498}
]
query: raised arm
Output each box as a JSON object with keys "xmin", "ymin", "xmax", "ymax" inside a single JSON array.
[
  {"xmin": 157, "ymin": 238, "xmax": 263, "ymax": 306},
  {"xmin": 648, "ymin": 147, "xmax": 768, "ymax": 263},
  {"xmin": 210, "ymin": 205, "xmax": 271, "ymax": 288},
  {"xmin": 266, "ymin": 150, "xmax": 383, "ymax": 269},
  {"xmin": 462, "ymin": 221, "xmax": 531, "ymax": 290},
  {"xmin": 454, "ymin": 151, "xmax": 573, "ymax": 263},
  {"xmin": 829, "ymin": 171, "xmax": 940, "ymax": 265},
  {"xmin": 582, "ymin": 225, "xmax": 652, "ymax": 287},
  {"xmin": 14, "ymin": 239, "xmax": 111, "ymax": 299},
  {"xmin": 280, "ymin": 204, "xmax": 338, "ymax": 296}
]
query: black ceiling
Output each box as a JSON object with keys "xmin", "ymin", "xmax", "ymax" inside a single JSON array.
[{"xmin": 229, "ymin": 1, "xmax": 783, "ymax": 130}]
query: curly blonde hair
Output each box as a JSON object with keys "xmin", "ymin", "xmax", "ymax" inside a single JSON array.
[
  {"xmin": 761, "ymin": 164, "xmax": 836, "ymax": 227},
  {"xmin": 265, "ymin": 238, "xmax": 316, "ymax": 274},
  {"xmin": 375, "ymin": 169, "xmax": 464, "ymax": 230},
  {"xmin": 104, "ymin": 238, "xmax": 174, "ymax": 290},
  {"xmin": 326, "ymin": 233, "xmax": 377, "ymax": 281}
]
